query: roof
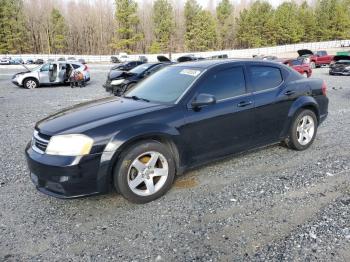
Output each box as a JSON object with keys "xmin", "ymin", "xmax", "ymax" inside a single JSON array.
[{"xmin": 171, "ymin": 58, "xmax": 280, "ymax": 69}]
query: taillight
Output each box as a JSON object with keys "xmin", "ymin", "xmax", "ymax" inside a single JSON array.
[
  {"xmin": 84, "ymin": 65, "xmax": 88, "ymax": 71},
  {"xmin": 321, "ymin": 80, "xmax": 327, "ymax": 96}
]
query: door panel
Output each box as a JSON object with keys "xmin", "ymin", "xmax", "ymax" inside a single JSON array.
[
  {"xmin": 181, "ymin": 65, "xmax": 255, "ymax": 164},
  {"xmin": 38, "ymin": 63, "xmax": 50, "ymax": 84},
  {"xmin": 182, "ymin": 95, "xmax": 255, "ymax": 163},
  {"xmin": 248, "ymin": 65, "xmax": 293, "ymax": 144}
]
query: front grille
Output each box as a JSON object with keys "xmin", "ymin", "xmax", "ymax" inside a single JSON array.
[{"xmin": 32, "ymin": 130, "xmax": 50, "ymax": 154}]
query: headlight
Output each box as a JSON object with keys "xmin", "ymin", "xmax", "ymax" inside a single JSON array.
[
  {"xmin": 46, "ymin": 134, "xmax": 93, "ymax": 156},
  {"xmin": 111, "ymin": 79, "xmax": 125, "ymax": 86},
  {"xmin": 345, "ymin": 66, "xmax": 350, "ymax": 70}
]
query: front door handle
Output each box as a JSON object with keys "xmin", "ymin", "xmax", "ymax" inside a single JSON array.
[
  {"xmin": 284, "ymin": 90, "xmax": 296, "ymax": 96},
  {"xmin": 237, "ymin": 101, "xmax": 253, "ymax": 107}
]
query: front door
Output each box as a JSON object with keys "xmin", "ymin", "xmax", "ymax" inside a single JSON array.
[
  {"xmin": 182, "ymin": 65, "xmax": 255, "ymax": 164},
  {"xmin": 38, "ymin": 63, "xmax": 50, "ymax": 84}
]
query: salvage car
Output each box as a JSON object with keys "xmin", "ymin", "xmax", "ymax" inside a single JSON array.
[
  {"xmin": 0, "ymin": 57, "xmax": 11, "ymax": 65},
  {"xmin": 25, "ymin": 60, "xmax": 328, "ymax": 203},
  {"xmin": 110, "ymin": 61, "xmax": 144, "ymax": 72},
  {"xmin": 104, "ymin": 57, "xmax": 171, "ymax": 93},
  {"xmin": 12, "ymin": 61, "xmax": 90, "ymax": 89},
  {"xmin": 108, "ymin": 63, "xmax": 170, "ymax": 96},
  {"xmin": 283, "ymin": 58, "xmax": 312, "ymax": 77},
  {"xmin": 297, "ymin": 49, "xmax": 333, "ymax": 68},
  {"xmin": 329, "ymin": 55, "xmax": 350, "ymax": 75}
]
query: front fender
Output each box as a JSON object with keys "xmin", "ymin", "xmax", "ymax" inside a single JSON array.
[
  {"xmin": 280, "ymin": 96, "xmax": 319, "ymax": 138},
  {"xmin": 96, "ymin": 123, "xmax": 182, "ymax": 188}
]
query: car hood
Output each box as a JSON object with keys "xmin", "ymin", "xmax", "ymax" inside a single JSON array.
[
  {"xmin": 297, "ymin": 49, "xmax": 314, "ymax": 56},
  {"xmin": 333, "ymin": 55, "xmax": 350, "ymax": 62},
  {"xmin": 36, "ymin": 97, "xmax": 168, "ymax": 135},
  {"xmin": 157, "ymin": 55, "xmax": 171, "ymax": 62}
]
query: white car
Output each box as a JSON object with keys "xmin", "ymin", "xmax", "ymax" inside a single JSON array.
[
  {"xmin": 11, "ymin": 61, "xmax": 90, "ymax": 89},
  {"xmin": 0, "ymin": 57, "xmax": 11, "ymax": 65}
]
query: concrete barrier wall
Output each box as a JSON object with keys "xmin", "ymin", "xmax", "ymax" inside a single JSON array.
[{"xmin": 1, "ymin": 40, "xmax": 349, "ymax": 63}]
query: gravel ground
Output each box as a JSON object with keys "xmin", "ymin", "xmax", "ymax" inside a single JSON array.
[{"xmin": 0, "ymin": 64, "xmax": 349, "ymax": 261}]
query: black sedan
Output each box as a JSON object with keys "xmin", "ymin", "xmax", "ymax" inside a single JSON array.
[
  {"xmin": 110, "ymin": 61, "xmax": 144, "ymax": 71},
  {"xmin": 106, "ymin": 63, "xmax": 169, "ymax": 96},
  {"xmin": 26, "ymin": 60, "xmax": 328, "ymax": 203}
]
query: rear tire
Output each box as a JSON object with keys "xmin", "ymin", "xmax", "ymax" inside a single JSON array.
[
  {"xmin": 285, "ymin": 109, "xmax": 318, "ymax": 151},
  {"xmin": 113, "ymin": 140, "xmax": 176, "ymax": 204},
  {"xmin": 23, "ymin": 78, "xmax": 38, "ymax": 89}
]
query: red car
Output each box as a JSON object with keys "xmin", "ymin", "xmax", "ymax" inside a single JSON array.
[
  {"xmin": 284, "ymin": 58, "xmax": 312, "ymax": 77},
  {"xmin": 297, "ymin": 49, "xmax": 334, "ymax": 69}
]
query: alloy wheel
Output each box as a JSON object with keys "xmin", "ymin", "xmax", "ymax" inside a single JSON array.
[
  {"xmin": 296, "ymin": 115, "xmax": 315, "ymax": 146},
  {"xmin": 26, "ymin": 80, "xmax": 37, "ymax": 89},
  {"xmin": 127, "ymin": 151, "xmax": 169, "ymax": 196}
]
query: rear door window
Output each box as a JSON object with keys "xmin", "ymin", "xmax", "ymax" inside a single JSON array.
[
  {"xmin": 197, "ymin": 67, "xmax": 246, "ymax": 100},
  {"xmin": 250, "ymin": 66, "xmax": 283, "ymax": 92}
]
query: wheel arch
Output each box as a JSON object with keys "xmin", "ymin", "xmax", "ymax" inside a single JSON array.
[
  {"xmin": 280, "ymin": 96, "xmax": 320, "ymax": 139},
  {"xmin": 99, "ymin": 126, "xmax": 183, "ymax": 190}
]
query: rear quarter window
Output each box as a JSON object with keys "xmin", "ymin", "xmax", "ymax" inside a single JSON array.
[
  {"xmin": 72, "ymin": 64, "xmax": 80, "ymax": 69},
  {"xmin": 250, "ymin": 66, "xmax": 283, "ymax": 92}
]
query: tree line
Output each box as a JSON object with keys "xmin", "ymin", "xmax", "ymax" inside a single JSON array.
[{"xmin": 0, "ymin": 0, "xmax": 349, "ymax": 55}]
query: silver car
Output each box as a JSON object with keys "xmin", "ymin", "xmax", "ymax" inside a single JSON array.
[{"xmin": 11, "ymin": 61, "xmax": 90, "ymax": 89}]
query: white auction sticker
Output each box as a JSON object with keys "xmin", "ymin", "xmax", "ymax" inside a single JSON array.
[{"xmin": 180, "ymin": 69, "xmax": 201, "ymax": 77}]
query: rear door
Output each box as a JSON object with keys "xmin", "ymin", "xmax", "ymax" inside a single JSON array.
[
  {"xmin": 183, "ymin": 65, "xmax": 255, "ymax": 163},
  {"xmin": 248, "ymin": 64, "xmax": 294, "ymax": 145}
]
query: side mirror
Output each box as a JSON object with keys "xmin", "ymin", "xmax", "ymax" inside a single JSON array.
[{"xmin": 191, "ymin": 93, "xmax": 216, "ymax": 108}]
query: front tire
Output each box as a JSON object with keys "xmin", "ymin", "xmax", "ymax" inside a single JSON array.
[
  {"xmin": 285, "ymin": 109, "xmax": 318, "ymax": 151},
  {"xmin": 23, "ymin": 78, "xmax": 38, "ymax": 89},
  {"xmin": 310, "ymin": 62, "xmax": 316, "ymax": 69},
  {"xmin": 113, "ymin": 140, "xmax": 176, "ymax": 204}
]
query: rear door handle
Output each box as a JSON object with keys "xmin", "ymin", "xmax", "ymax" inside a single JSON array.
[
  {"xmin": 284, "ymin": 90, "xmax": 296, "ymax": 96},
  {"xmin": 237, "ymin": 101, "xmax": 253, "ymax": 107}
]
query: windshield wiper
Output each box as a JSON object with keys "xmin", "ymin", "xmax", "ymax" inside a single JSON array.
[{"xmin": 124, "ymin": 95, "xmax": 150, "ymax": 103}]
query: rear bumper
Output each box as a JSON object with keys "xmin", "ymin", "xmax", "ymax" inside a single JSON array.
[{"xmin": 25, "ymin": 142, "xmax": 110, "ymax": 199}]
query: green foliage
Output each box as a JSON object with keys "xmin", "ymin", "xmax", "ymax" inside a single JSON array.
[
  {"xmin": 0, "ymin": 0, "xmax": 28, "ymax": 54},
  {"xmin": 298, "ymin": 1, "xmax": 318, "ymax": 42},
  {"xmin": 273, "ymin": 2, "xmax": 303, "ymax": 44},
  {"xmin": 49, "ymin": 8, "xmax": 67, "ymax": 53},
  {"xmin": 152, "ymin": 0, "xmax": 174, "ymax": 52},
  {"xmin": 315, "ymin": 0, "xmax": 350, "ymax": 40},
  {"xmin": 111, "ymin": 0, "xmax": 144, "ymax": 53},
  {"xmin": 235, "ymin": 1, "xmax": 276, "ymax": 48},
  {"xmin": 216, "ymin": 0, "xmax": 235, "ymax": 49},
  {"xmin": 184, "ymin": 0, "xmax": 201, "ymax": 50},
  {"xmin": 148, "ymin": 41, "xmax": 162, "ymax": 53},
  {"xmin": 186, "ymin": 10, "xmax": 217, "ymax": 51}
]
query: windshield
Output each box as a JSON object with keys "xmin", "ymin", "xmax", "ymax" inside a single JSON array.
[
  {"xmin": 125, "ymin": 66, "xmax": 203, "ymax": 103},
  {"xmin": 129, "ymin": 64, "xmax": 154, "ymax": 74}
]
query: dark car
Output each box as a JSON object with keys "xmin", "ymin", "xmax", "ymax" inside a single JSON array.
[
  {"xmin": 104, "ymin": 61, "xmax": 149, "ymax": 92},
  {"xmin": 110, "ymin": 56, "xmax": 120, "ymax": 63},
  {"xmin": 107, "ymin": 63, "xmax": 170, "ymax": 96},
  {"xmin": 329, "ymin": 55, "xmax": 350, "ymax": 75},
  {"xmin": 177, "ymin": 55, "xmax": 205, "ymax": 63},
  {"xmin": 25, "ymin": 60, "xmax": 328, "ymax": 203},
  {"xmin": 110, "ymin": 61, "xmax": 144, "ymax": 72},
  {"xmin": 34, "ymin": 59, "xmax": 44, "ymax": 64},
  {"xmin": 57, "ymin": 57, "xmax": 66, "ymax": 61}
]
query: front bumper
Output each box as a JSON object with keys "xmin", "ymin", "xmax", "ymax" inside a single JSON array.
[
  {"xmin": 25, "ymin": 142, "xmax": 109, "ymax": 199},
  {"xmin": 329, "ymin": 69, "xmax": 350, "ymax": 75},
  {"xmin": 11, "ymin": 78, "xmax": 21, "ymax": 86}
]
